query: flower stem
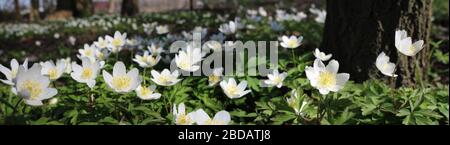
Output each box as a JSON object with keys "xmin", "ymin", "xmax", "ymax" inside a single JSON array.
[
  {"xmin": 12, "ymin": 98, "xmax": 23, "ymax": 117},
  {"xmin": 291, "ymin": 49, "xmax": 296, "ymax": 67},
  {"xmin": 143, "ymin": 68, "xmax": 147, "ymax": 85}
]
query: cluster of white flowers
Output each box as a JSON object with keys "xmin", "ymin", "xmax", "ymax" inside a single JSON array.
[{"xmin": 173, "ymin": 102, "xmax": 230, "ymax": 125}]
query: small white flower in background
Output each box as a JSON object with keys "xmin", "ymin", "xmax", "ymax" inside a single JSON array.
[
  {"xmin": 136, "ymin": 85, "xmax": 161, "ymax": 100},
  {"xmin": 175, "ymin": 46, "xmax": 202, "ymax": 72},
  {"xmin": 280, "ymin": 35, "xmax": 303, "ymax": 49},
  {"xmin": 309, "ymin": 5, "xmax": 327, "ymax": 23},
  {"xmin": 151, "ymin": 69, "xmax": 182, "ymax": 86},
  {"xmin": 148, "ymin": 43, "xmax": 163, "ymax": 56},
  {"xmin": 173, "ymin": 102, "xmax": 196, "ymax": 125},
  {"xmin": 208, "ymin": 67, "xmax": 223, "ymax": 86},
  {"xmin": 395, "ymin": 30, "xmax": 424, "ymax": 56},
  {"xmin": 258, "ymin": 7, "xmax": 268, "ymax": 17},
  {"xmin": 193, "ymin": 109, "xmax": 231, "ymax": 125},
  {"xmin": 78, "ymin": 44, "xmax": 96, "ymax": 61},
  {"xmin": 220, "ymin": 78, "xmax": 251, "ymax": 99},
  {"xmin": 53, "ymin": 33, "xmax": 60, "ymax": 39},
  {"xmin": 68, "ymin": 36, "xmax": 76, "ymax": 46},
  {"xmin": 293, "ymin": 12, "xmax": 307, "ymax": 22},
  {"xmin": 94, "ymin": 37, "xmax": 108, "ymax": 50},
  {"xmin": 106, "ymin": 31, "xmax": 127, "ymax": 53},
  {"xmin": 219, "ymin": 21, "xmax": 236, "ymax": 35},
  {"xmin": 376, "ymin": 52, "xmax": 398, "ymax": 77},
  {"xmin": 133, "ymin": 51, "xmax": 161, "ymax": 68},
  {"xmin": 35, "ymin": 40, "xmax": 41, "ymax": 46},
  {"xmin": 61, "ymin": 57, "xmax": 72, "ymax": 74},
  {"xmin": 0, "ymin": 58, "xmax": 28, "ymax": 85},
  {"xmin": 94, "ymin": 48, "xmax": 110, "ymax": 61},
  {"xmin": 264, "ymin": 69, "xmax": 287, "ymax": 88},
  {"xmin": 41, "ymin": 59, "xmax": 66, "ymax": 81},
  {"xmin": 313, "ymin": 48, "xmax": 332, "ymax": 61},
  {"xmin": 48, "ymin": 98, "xmax": 58, "ymax": 105},
  {"xmin": 15, "ymin": 64, "xmax": 57, "ymax": 106},
  {"xmin": 102, "ymin": 61, "xmax": 141, "ymax": 93},
  {"xmin": 71, "ymin": 58, "xmax": 102, "ymax": 89},
  {"xmin": 305, "ymin": 59, "xmax": 349, "ymax": 95},
  {"xmin": 205, "ymin": 41, "xmax": 222, "ymax": 52},
  {"xmin": 156, "ymin": 25, "xmax": 169, "ymax": 35}
]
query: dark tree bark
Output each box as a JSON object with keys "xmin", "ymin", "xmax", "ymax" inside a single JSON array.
[
  {"xmin": 29, "ymin": 0, "xmax": 40, "ymax": 21},
  {"xmin": 75, "ymin": 0, "xmax": 94, "ymax": 17},
  {"xmin": 14, "ymin": 0, "xmax": 20, "ymax": 21},
  {"xmin": 56, "ymin": 0, "xmax": 93, "ymax": 17},
  {"xmin": 121, "ymin": 0, "xmax": 139, "ymax": 16},
  {"xmin": 321, "ymin": 0, "xmax": 432, "ymax": 86}
]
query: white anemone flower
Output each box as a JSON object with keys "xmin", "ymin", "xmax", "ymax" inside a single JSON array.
[
  {"xmin": 0, "ymin": 58, "xmax": 28, "ymax": 85},
  {"xmin": 15, "ymin": 64, "xmax": 57, "ymax": 106},
  {"xmin": 106, "ymin": 31, "xmax": 127, "ymax": 53},
  {"xmin": 219, "ymin": 21, "xmax": 236, "ymax": 35},
  {"xmin": 132, "ymin": 51, "xmax": 161, "ymax": 68},
  {"xmin": 173, "ymin": 102, "xmax": 196, "ymax": 125},
  {"xmin": 175, "ymin": 47, "xmax": 202, "ymax": 72},
  {"xmin": 395, "ymin": 30, "xmax": 408, "ymax": 49},
  {"xmin": 102, "ymin": 61, "xmax": 141, "ymax": 93},
  {"xmin": 148, "ymin": 43, "xmax": 163, "ymax": 56},
  {"xmin": 219, "ymin": 78, "xmax": 251, "ymax": 99},
  {"xmin": 150, "ymin": 69, "xmax": 182, "ymax": 86},
  {"xmin": 375, "ymin": 52, "xmax": 398, "ymax": 77},
  {"xmin": 71, "ymin": 58, "xmax": 101, "ymax": 89},
  {"xmin": 280, "ymin": 35, "xmax": 303, "ymax": 49},
  {"xmin": 313, "ymin": 48, "xmax": 332, "ymax": 61},
  {"xmin": 156, "ymin": 25, "xmax": 169, "ymax": 35},
  {"xmin": 193, "ymin": 109, "xmax": 231, "ymax": 125},
  {"xmin": 305, "ymin": 59, "xmax": 350, "ymax": 95},
  {"xmin": 41, "ymin": 59, "xmax": 65, "ymax": 81},
  {"xmin": 78, "ymin": 44, "xmax": 96, "ymax": 61},
  {"xmin": 94, "ymin": 37, "xmax": 108, "ymax": 50},
  {"xmin": 395, "ymin": 32, "xmax": 424, "ymax": 56},
  {"xmin": 135, "ymin": 85, "xmax": 161, "ymax": 100},
  {"xmin": 208, "ymin": 67, "xmax": 223, "ymax": 86},
  {"xmin": 264, "ymin": 69, "xmax": 287, "ymax": 88}
]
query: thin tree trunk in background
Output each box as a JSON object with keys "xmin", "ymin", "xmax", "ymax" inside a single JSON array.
[
  {"xmin": 75, "ymin": 0, "xmax": 93, "ymax": 17},
  {"xmin": 30, "ymin": 0, "xmax": 40, "ymax": 21},
  {"xmin": 121, "ymin": 0, "xmax": 139, "ymax": 16},
  {"xmin": 321, "ymin": 0, "xmax": 432, "ymax": 86},
  {"xmin": 14, "ymin": 0, "xmax": 20, "ymax": 21},
  {"xmin": 109, "ymin": 0, "xmax": 116, "ymax": 14}
]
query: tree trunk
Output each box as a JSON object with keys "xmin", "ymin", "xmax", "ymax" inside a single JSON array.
[
  {"xmin": 56, "ymin": 0, "xmax": 92, "ymax": 17},
  {"xmin": 29, "ymin": 0, "xmax": 40, "ymax": 21},
  {"xmin": 321, "ymin": 0, "xmax": 432, "ymax": 86},
  {"xmin": 75, "ymin": 0, "xmax": 94, "ymax": 17},
  {"xmin": 121, "ymin": 0, "xmax": 139, "ymax": 16},
  {"xmin": 14, "ymin": 0, "xmax": 20, "ymax": 21}
]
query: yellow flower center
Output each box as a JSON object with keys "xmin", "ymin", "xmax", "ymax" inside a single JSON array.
[
  {"xmin": 85, "ymin": 49, "xmax": 93, "ymax": 56},
  {"xmin": 226, "ymin": 85, "xmax": 238, "ymax": 96},
  {"xmin": 112, "ymin": 39, "xmax": 122, "ymax": 47},
  {"xmin": 176, "ymin": 114, "xmax": 192, "ymax": 125},
  {"xmin": 273, "ymin": 76, "xmax": 283, "ymax": 84},
  {"xmin": 139, "ymin": 87, "xmax": 153, "ymax": 96},
  {"xmin": 19, "ymin": 80, "xmax": 42, "ymax": 100},
  {"xmin": 317, "ymin": 71, "xmax": 336, "ymax": 88},
  {"xmin": 80, "ymin": 68, "xmax": 93, "ymax": 79},
  {"xmin": 208, "ymin": 75, "xmax": 220, "ymax": 85},
  {"xmin": 158, "ymin": 75, "xmax": 171, "ymax": 85},
  {"xmin": 287, "ymin": 40, "xmax": 298, "ymax": 48},
  {"xmin": 48, "ymin": 68, "xmax": 58, "ymax": 80},
  {"xmin": 112, "ymin": 75, "xmax": 131, "ymax": 91}
]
